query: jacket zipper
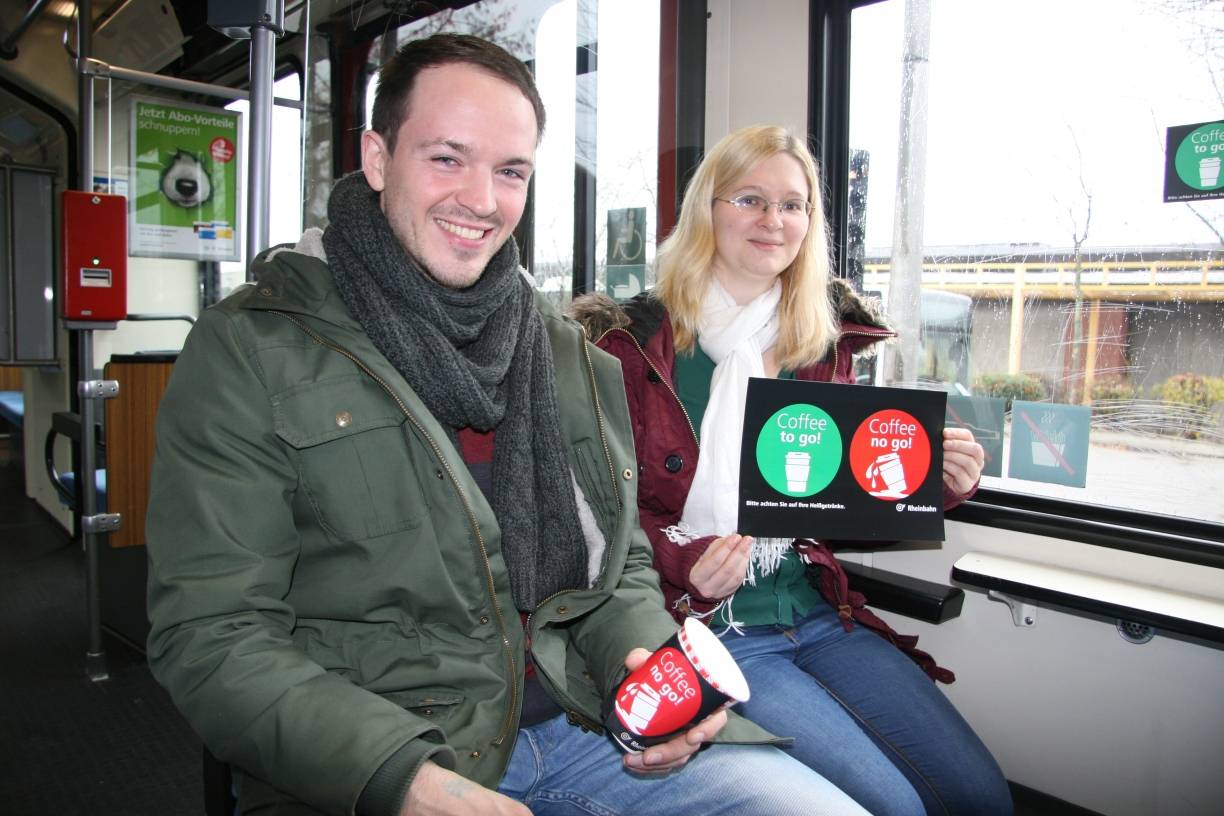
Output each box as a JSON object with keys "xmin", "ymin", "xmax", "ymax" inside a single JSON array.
[
  {"xmin": 829, "ymin": 327, "xmax": 894, "ymax": 383},
  {"xmin": 598, "ymin": 327, "xmax": 699, "ymax": 447},
  {"xmin": 269, "ymin": 310, "xmax": 519, "ymax": 746}
]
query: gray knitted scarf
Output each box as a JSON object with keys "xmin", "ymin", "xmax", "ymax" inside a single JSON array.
[{"xmin": 323, "ymin": 172, "xmax": 587, "ymax": 610}]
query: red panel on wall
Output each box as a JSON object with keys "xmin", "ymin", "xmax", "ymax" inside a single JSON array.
[{"xmin": 62, "ymin": 190, "xmax": 128, "ymax": 322}]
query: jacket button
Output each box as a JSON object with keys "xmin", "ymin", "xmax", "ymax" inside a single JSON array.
[
  {"xmin": 335, "ymin": 411, "xmax": 353, "ymax": 428},
  {"xmin": 479, "ymin": 615, "xmax": 489, "ymax": 625},
  {"xmin": 622, "ymin": 468, "xmax": 633, "ymax": 480},
  {"xmin": 259, "ymin": 287, "xmax": 273, "ymax": 296},
  {"xmin": 436, "ymin": 469, "xmax": 444, "ymax": 479},
  {"xmin": 470, "ymin": 750, "xmax": 481, "ymax": 759},
  {"xmin": 647, "ymin": 369, "xmax": 662, "ymax": 383},
  {"xmin": 557, "ymin": 606, "xmax": 568, "ymax": 615},
  {"xmin": 423, "ymin": 708, "xmax": 433, "ymax": 716},
  {"xmin": 664, "ymin": 454, "xmax": 683, "ymax": 473}
]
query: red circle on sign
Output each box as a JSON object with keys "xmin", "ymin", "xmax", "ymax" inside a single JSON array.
[
  {"xmin": 848, "ymin": 409, "xmax": 931, "ymax": 500},
  {"xmin": 612, "ymin": 647, "xmax": 701, "ymax": 736},
  {"xmin": 210, "ymin": 137, "xmax": 235, "ymax": 163}
]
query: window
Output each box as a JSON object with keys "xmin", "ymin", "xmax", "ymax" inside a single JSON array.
[
  {"xmin": 534, "ymin": 0, "xmax": 660, "ymax": 304},
  {"xmin": 361, "ymin": 0, "xmax": 660, "ymax": 305},
  {"xmin": 848, "ymin": 0, "xmax": 1223, "ymax": 528},
  {"xmin": 219, "ymin": 71, "xmax": 304, "ymax": 297}
]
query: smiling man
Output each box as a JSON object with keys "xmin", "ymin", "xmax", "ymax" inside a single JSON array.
[{"xmin": 145, "ymin": 33, "xmax": 866, "ymax": 816}]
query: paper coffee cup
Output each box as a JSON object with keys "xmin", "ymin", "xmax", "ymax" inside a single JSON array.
[{"xmin": 604, "ymin": 618, "xmax": 750, "ymax": 753}]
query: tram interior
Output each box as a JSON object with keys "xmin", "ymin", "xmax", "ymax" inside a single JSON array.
[{"xmin": 1, "ymin": 1, "xmax": 1222, "ymax": 815}]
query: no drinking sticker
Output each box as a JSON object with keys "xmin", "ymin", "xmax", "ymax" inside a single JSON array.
[
  {"xmin": 739, "ymin": 379, "xmax": 947, "ymax": 541},
  {"xmin": 849, "ymin": 409, "xmax": 932, "ymax": 500}
]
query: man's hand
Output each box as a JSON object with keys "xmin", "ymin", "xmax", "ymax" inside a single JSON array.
[
  {"xmin": 401, "ymin": 761, "xmax": 530, "ymax": 816},
  {"xmin": 688, "ymin": 534, "xmax": 752, "ymax": 599},
  {"xmin": 618, "ymin": 648, "xmax": 729, "ymax": 774},
  {"xmin": 942, "ymin": 427, "xmax": 985, "ymax": 495}
]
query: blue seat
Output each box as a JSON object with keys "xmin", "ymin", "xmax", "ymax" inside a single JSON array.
[
  {"xmin": 0, "ymin": 390, "xmax": 22, "ymax": 429},
  {"xmin": 58, "ymin": 470, "xmax": 108, "ymax": 513},
  {"xmin": 45, "ymin": 413, "xmax": 108, "ymax": 514}
]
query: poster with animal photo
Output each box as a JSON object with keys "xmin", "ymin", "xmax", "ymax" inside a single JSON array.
[{"xmin": 130, "ymin": 97, "xmax": 242, "ymax": 260}]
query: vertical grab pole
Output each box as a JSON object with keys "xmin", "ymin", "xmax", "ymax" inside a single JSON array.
[
  {"xmin": 78, "ymin": 333, "xmax": 107, "ymax": 681},
  {"xmin": 208, "ymin": 1, "xmax": 284, "ymax": 277},
  {"xmin": 76, "ymin": 0, "xmax": 109, "ymax": 682},
  {"xmin": 246, "ymin": 19, "xmax": 276, "ymax": 274}
]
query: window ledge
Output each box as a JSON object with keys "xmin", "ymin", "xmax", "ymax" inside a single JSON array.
[{"xmin": 952, "ymin": 551, "xmax": 1224, "ymax": 644}]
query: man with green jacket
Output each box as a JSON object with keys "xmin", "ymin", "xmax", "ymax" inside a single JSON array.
[{"xmin": 146, "ymin": 33, "xmax": 866, "ymax": 816}]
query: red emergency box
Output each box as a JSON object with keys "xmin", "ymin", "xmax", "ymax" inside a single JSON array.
[{"xmin": 62, "ymin": 190, "xmax": 127, "ymax": 322}]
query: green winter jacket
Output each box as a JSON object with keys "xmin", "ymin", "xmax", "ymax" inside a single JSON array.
[{"xmin": 146, "ymin": 238, "xmax": 773, "ymax": 816}]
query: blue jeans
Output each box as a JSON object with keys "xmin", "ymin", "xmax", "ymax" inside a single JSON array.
[
  {"xmin": 496, "ymin": 713, "xmax": 870, "ymax": 815},
  {"xmin": 722, "ymin": 603, "xmax": 1013, "ymax": 816}
]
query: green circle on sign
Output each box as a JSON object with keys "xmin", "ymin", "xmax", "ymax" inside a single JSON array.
[
  {"xmin": 1174, "ymin": 123, "xmax": 1224, "ymax": 191},
  {"xmin": 755, "ymin": 404, "xmax": 842, "ymax": 497}
]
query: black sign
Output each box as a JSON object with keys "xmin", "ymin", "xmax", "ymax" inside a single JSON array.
[
  {"xmin": 1163, "ymin": 120, "xmax": 1224, "ymax": 203},
  {"xmin": 738, "ymin": 378, "xmax": 947, "ymax": 541}
]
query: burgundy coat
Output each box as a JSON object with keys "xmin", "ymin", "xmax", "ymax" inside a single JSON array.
[{"xmin": 572, "ymin": 284, "xmax": 968, "ymax": 683}]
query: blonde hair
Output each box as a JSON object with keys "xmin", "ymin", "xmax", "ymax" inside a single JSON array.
[{"xmin": 655, "ymin": 125, "xmax": 838, "ymax": 370}]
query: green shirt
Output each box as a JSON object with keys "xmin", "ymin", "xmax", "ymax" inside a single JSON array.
[{"xmin": 672, "ymin": 346, "xmax": 824, "ymax": 627}]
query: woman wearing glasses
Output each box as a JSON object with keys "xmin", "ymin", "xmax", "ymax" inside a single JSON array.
[{"xmin": 571, "ymin": 125, "xmax": 1011, "ymax": 816}]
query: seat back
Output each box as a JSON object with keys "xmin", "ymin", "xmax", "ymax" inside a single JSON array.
[
  {"xmin": 0, "ymin": 366, "xmax": 21, "ymax": 391},
  {"xmin": 102, "ymin": 355, "xmax": 176, "ymax": 548}
]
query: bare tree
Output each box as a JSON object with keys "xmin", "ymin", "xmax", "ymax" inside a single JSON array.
[
  {"xmin": 374, "ymin": 1, "xmax": 534, "ymax": 56},
  {"xmin": 1053, "ymin": 127, "xmax": 1093, "ymax": 404}
]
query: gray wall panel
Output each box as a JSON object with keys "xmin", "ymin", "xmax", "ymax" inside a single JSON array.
[{"xmin": 11, "ymin": 169, "xmax": 55, "ymax": 363}]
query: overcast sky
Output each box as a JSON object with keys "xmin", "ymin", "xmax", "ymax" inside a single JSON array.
[{"xmin": 850, "ymin": 0, "xmax": 1224, "ymax": 252}]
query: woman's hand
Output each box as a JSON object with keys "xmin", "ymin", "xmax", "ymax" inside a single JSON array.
[
  {"xmin": 942, "ymin": 427, "xmax": 985, "ymax": 495},
  {"xmin": 688, "ymin": 534, "xmax": 752, "ymax": 599}
]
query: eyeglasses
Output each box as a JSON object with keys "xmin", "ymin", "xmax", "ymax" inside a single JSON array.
[{"xmin": 714, "ymin": 194, "xmax": 812, "ymax": 218}]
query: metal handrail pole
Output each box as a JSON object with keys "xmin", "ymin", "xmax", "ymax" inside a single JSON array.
[
  {"xmin": 0, "ymin": 0, "xmax": 55, "ymax": 58},
  {"xmin": 246, "ymin": 19, "xmax": 277, "ymax": 272},
  {"xmin": 82, "ymin": 58, "xmax": 302, "ymax": 109},
  {"xmin": 75, "ymin": 0, "xmax": 109, "ymax": 682}
]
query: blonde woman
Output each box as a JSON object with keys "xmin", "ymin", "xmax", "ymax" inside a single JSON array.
[{"xmin": 572, "ymin": 125, "xmax": 1011, "ymax": 816}]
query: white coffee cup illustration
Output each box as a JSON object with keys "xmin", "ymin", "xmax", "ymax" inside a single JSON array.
[
  {"xmin": 1030, "ymin": 440, "xmax": 1065, "ymax": 467},
  {"xmin": 785, "ymin": 450, "xmax": 812, "ymax": 492},
  {"xmin": 865, "ymin": 452, "xmax": 907, "ymax": 497},
  {"xmin": 614, "ymin": 681, "xmax": 663, "ymax": 734},
  {"xmin": 1201, "ymin": 157, "xmax": 1221, "ymax": 187}
]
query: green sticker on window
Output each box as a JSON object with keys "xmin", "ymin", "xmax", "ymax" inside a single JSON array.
[
  {"xmin": 754, "ymin": 404, "xmax": 843, "ymax": 496},
  {"xmin": 1174, "ymin": 122, "xmax": 1224, "ymax": 191}
]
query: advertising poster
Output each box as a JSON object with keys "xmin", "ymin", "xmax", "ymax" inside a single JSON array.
[
  {"xmin": 130, "ymin": 97, "xmax": 242, "ymax": 260},
  {"xmin": 738, "ymin": 379, "xmax": 947, "ymax": 541},
  {"xmin": 1007, "ymin": 401, "xmax": 1091, "ymax": 487},
  {"xmin": 1163, "ymin": 120, "xmax": 1224, "ymax": 203}
]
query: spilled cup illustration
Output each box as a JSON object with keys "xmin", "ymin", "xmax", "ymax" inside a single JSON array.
[{"xmin": 864, "ymin": 452, "xmax": 908, "ymax": 498}]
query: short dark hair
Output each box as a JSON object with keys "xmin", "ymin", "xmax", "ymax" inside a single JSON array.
[{"xmin": 370, "ymin": 33, "xmax": 546, "ymax": 153}]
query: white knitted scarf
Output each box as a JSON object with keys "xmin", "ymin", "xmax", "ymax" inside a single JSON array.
[{"xmin": 675, "ymin": 278, "xmax": 792, "ymax": 590}]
